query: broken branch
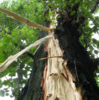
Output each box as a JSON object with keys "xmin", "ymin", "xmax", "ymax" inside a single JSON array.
[
  {"xmin": 0, "ymin": 8, "xmax": 53, "ymax": 31},
  {"xmin": 0, "ymin": 35, "xmax": 53, "ymax": 72}
]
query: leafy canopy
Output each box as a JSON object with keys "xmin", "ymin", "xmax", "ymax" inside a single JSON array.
[{"xmin": 0, "ymin": 0, "xmax": 99, "ymax": 98}]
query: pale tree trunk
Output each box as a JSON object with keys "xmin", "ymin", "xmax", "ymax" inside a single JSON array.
[{"xmin": 18, "ymin": 16, "xmax": 99, "ymax": 100}]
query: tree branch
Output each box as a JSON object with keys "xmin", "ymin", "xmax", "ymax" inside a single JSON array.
[
  {"xmin": 0, "ymin": 8, "xmax": 53, "ymax": 31},
  {"xmin": 91, "ymin": 0, "xmax": 99, "ymax": 13},
  {"xmin": 0, "ymin": 35, "xmax": 53, "ymax": 72}
]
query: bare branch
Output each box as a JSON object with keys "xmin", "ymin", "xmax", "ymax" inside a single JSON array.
[
  {"xmin": 36, "ymin": 56, "xmax": 62, "ymax": 62},
  {"xmin": 0, "ymin": 8, "xmax": 53, "ymax": 31},
  {"xmin": 0, "ymin": 35, "xmax": 53, "ymax": 72}
]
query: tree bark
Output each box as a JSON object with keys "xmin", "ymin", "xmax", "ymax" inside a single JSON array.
[{"xmin": 19, "ymin": 17, "xmax": 99, "ymax": 100}]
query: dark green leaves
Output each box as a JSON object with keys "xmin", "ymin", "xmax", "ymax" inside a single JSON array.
[
  {"xmin": 71, "ymin": 11, "xmax": 75, "ymax": 15},
  {"xmin": 0, "ymin": 0, "xmax": 41, "ymax": 98}
]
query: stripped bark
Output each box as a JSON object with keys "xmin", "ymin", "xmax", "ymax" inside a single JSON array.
[{"xmin": 20, "ymin": 14, "xmax": 99, "ymax": 100}]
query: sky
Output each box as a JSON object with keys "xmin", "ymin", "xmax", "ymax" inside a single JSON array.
[{"xmin": 0, "ymin": 0, "xmax": 3, "ymax": 3}]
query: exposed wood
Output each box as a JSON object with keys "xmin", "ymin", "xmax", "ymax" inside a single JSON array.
[
  {"xmin": 41, "ymin": 33, "xmax": 82, "ymax": 100},
  {"xmin": 40, "ymin": 16, "xmax": 82, "ymax": 99},
  {"xmin": 20, "ymin": 14, "xmax": 99, "ymax": 100}
]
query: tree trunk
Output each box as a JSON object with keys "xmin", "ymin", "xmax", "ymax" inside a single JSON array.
[{"xmin": 19, "ymin": 16, "xmax": 99, "ymax": 100}]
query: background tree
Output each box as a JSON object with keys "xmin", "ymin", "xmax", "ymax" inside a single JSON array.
[{"xmin": 0, "ymin": 0, "xmax": 99, "ymax": 100}]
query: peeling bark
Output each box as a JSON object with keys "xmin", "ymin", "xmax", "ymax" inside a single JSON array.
[
  {"xmin": 41, "ymin": 28, "xmax": 82, "ymax": 100},
  {"xmin": 20, "ymin": 16, "xmax": 99, "ymax": 100}
]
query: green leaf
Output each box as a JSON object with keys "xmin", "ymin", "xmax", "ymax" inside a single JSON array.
[
  {"xmin": 62, "ymin": 3, "xmax": 66, "ymax": 8},
  {"xmin": 9, "ymin": 72, "xmax": 15, "ymax": 76},
  {"xmin": 94, "ymin": 50, "xmax": 99, "ymax": 54},
  {"xmin": 2, "ymin": 80, "xmax": 9, "ymax": 85},
  {"xmin": 71, "ymin": 11, "xmax": 75, "ymax": 15},
  {"xmin": 0, "ymin": 90, "xmax": 5, "ymax": 97},
  {"xmin": 21, "ymin": 79, "xmax": 27, "ymax": 83},
  {"xmin": 4, "ymin": 88, "xmax": 9, "ymax": 92},
  {"xmin": 0, "ymin": 80, "xmax": 2, "ymax": 88},
  {"xmin": 92, "ymin": 38, "xmax": 97, "ymax": 43},
  {"xmin": 49, "ymin": 11, "xmax": 53, "ymax": 16},
  {"xmin": 18, "ymin": 69, "xmax": 26, "ymax": 74},
  {"xmin": 4, "ymin": 27, "xmax": 9, "ymax": 32},
  {"xmin": 5, "ymin": 93, "xmax": 9, "ymax": 96},
  {"xmin": 14, "ymin": 97, "xmax": 17, "ymax": 100},
  {"xmin": 23, "ymin": 73, "xmax": 27, "ymax": 78},
  {"xmin": 0, "ymin": 43, "xmax": 3, "ymax": 47}
]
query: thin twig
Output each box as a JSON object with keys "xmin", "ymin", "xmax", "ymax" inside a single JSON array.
[{"xmin": 36, "ymin": 56, "xmax": 62, "ymax": 62}]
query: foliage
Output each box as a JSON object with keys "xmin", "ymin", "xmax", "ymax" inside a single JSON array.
[
  {"xmin": 0, "ymin": 0, "xmax": 43, "ymax": 98},
  {"xmin": 0, "ymin": 0, "xmax": 99, "ymax": 99}
]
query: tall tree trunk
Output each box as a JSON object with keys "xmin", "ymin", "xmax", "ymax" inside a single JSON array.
[{"xmin": 19, "ymin": 16, "xmax": 99, "ymax": 100}]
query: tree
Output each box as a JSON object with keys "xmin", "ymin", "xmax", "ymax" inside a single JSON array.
[{"xmin": 0, "ymin": 0, "xmax": 99, "ymax": 100}]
